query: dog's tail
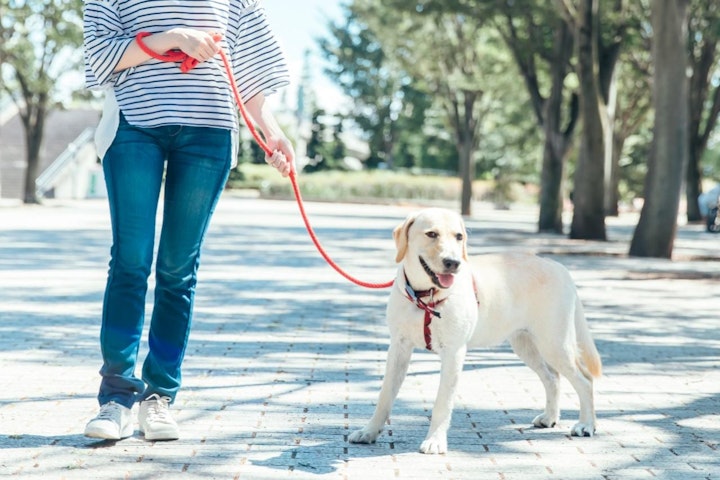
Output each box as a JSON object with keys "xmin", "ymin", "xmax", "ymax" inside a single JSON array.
[{"xmin": 575, "ymin": 297, "xmax": 602, "ymax": 378}]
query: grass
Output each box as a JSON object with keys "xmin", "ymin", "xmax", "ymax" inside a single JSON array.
[{"xmin": 228, "ymin": 163, "xmax": 537, "ymax": 206}]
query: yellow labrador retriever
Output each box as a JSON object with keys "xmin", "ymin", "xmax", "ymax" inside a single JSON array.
[{"xmin": 349, "ymin": 208, "xmax": 602, "ymax": 454}]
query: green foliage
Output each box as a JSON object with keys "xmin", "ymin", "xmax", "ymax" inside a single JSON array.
[
  {"xmin": 1, "ymin": 0, "xmax": 84, "ymax": 105},
  {"xmin": 318, "ymin": 0, "xmax": 544, "ymax": 190},
  {"xmin": 319, "ymin": 4, "xmax": 435, "ymax": 169},
  {"xmin": 265, "ymin": 169, "xmax": 462, "ymax": 202},
  {"xmin": 618, "ymin": 129, "xmax": 651, "ymax": 204},
  {"xmin": 316, "ymin": 0, "xmax": 720, "ymax": 226},
  {"xmin": 702, "ymin": 142, "xmax": 720, "ymax": 180},
  {"xmin": 229, "ymin": 164, "xmax": 534, "ymax": 207},
  {"xmin": 1, "ymin": 0, "xmax": 84, "ymax": 203},
  {"xmin": 304, "ymin": 108, "xmax": 341, "ymax": 172}
]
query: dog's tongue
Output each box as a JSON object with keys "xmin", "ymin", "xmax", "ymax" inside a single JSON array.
[{"xmin": 437, "ymin": 274, "xmax": 455, "ymax": 288}]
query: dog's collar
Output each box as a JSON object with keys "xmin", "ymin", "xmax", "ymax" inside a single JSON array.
[
  {"xmin": 403, "ymin": 272, "xmax": 437, "ymax": 301},
  {"xmin": 402, "ymin": 271, "xmax": 446, "ymax": 352}
]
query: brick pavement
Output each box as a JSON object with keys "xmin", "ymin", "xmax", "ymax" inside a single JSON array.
[{"xmin": 0, "ymin": 195, "xmax": 718, "ymax": 479}]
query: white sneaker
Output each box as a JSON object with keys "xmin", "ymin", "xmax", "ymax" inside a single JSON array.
[
  {"xmin": 138, "ymin": 394, "xmax": 179, "ymax": 441},
  {"xmin": 84, "ymin": 401, "xmax": 133, "ymax": 440}
]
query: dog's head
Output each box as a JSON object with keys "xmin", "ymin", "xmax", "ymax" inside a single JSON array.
[{"xmin": 393, "ymin": 208, "xmax": 468, "ymax": 289}]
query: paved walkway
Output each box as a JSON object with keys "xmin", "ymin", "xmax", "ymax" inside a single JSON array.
[{"xmin": 0, "ymin": 195, "xmax": 718, "ymax": 480}]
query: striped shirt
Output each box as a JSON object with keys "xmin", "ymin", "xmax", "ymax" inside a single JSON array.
[{"xmin": 83, "ymin": 0, "xmax": 290, "ymax": 132}]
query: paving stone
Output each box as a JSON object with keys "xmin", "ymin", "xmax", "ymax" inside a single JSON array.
[{"xmin": 1, "ymin": 196, "xmax": 718, "ymax": 479}]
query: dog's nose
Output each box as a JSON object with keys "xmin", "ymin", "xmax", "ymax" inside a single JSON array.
[{"xmin": 443, "ymin": 258, "xmax": 460, "ymax": 272}]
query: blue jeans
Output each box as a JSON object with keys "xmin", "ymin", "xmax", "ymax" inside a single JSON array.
[{"xmin": 98, "ymin": 114, "xmax": 232, "ymax": 408}]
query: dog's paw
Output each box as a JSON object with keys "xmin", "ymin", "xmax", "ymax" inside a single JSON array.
[
  {"xmin": 532, "ymin": 412, "xmax": 559, "ymax": 429},
  {"xmin": 570, "ymin": 422, "xmax": 596, "ymax": 437},
  {"xmin": 348, "ymin": 428, "xmax": 381, "ymax": 444},
  {"xmin": 419, "ymin": 435, "xmax": 447, "ymax": 454}
]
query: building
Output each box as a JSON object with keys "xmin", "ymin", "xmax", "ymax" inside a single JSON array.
[{"xmin": 0, "ymin": 104, "xmax": 101, "ymax": 202}]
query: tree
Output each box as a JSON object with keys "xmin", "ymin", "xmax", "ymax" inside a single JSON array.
[
  {"xmin": 555, "ymin": 0, "xmax": 631, "ymax": 240},
  {"xmin": 0, "ymin": 6, "xmax": 11, "ymax": 199},
  {"xmin": 555, "ymin": 0, "xmax": 607, "ymax": 240},
  {"xmin": 494, "ymin": 0, "xmax": 579, "ymax": 233},
  {"xmin": 319, "ymin": 6, "xmax": 414, "ymax": 169},
  {"xmin": 685, "ymin": 0, "xmax": 720, "ymax": 222},
  {"xmin": 0, "ymin": 0, "xmax": 84, "ymax": 204},
  {"xmin": 604, "ymin": 5, "xmax": 653, "ymax": 215},
  {"xmin": 298, "ymin": 109, "xmax": 350, "ymax": 172},
  {"xmin": 629, "ymin": 0, "xmax": 689, "ymax": 258},
  {"xmin": 488, "ymin": 0, "xmax": 644, "ymax": 227},
  {"xmin": 355, "ymin": 0, "xmax": 497, "ymax": 216},
  {"xmin": 304, "ymin": 108, "xmax": 326, "ymax": 171}
]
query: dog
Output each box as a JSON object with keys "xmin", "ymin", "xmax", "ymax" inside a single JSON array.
[{"xmin": 348, "ymin": 208, "xmax": 602, "ymax": 454}]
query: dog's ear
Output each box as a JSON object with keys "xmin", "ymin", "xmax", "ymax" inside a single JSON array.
[{"xmin": 393, "ymin": 214, "xmax": 416, "ymax": 263}]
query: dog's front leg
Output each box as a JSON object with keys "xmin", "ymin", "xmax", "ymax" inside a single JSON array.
[
  {"xmin": 420, "ymin": 345, "xmax": 466, "ymax": 454},
  {"xmin": 349, "ymin": 340, "xmax": 413, "ymax": 445}
]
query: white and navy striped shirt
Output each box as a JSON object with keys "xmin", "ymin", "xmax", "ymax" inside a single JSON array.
[{"xmin": 83, "ymin": 0, "xmax": 290, "ymax": 132}]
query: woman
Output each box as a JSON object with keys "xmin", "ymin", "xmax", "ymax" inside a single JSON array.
[{"xmin": 83, "ymin": 0, "xmax": 294, "ymax": 441}]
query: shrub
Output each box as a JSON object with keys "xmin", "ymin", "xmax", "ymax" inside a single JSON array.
[{"xmin": 227, "ymin": 164, "xmax": 535, "ymax": 206}]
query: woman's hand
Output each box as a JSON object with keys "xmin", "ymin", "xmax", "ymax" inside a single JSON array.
[
  {"xmin": 264, "ymin": 136, "xmax": 296, "ymax": 178},
  {"xmin": 115, "ymin": 28, "xmax": 222, "ymax": 72},
  {"xmin": 170, "ymin": 28, "xmax": 222, "ymax": 64},
  {"xmin": 243, "ymin": 92, "xmax": 296, "ymax": 178}
]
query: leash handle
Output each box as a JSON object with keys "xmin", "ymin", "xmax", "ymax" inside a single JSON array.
[
  {"xmin": 133, "ymin": 32, "xmax": 394, "ymax": 289},
  {"xmin": 135, "ymin": 32, "xmax": 188, "ymax": 63},
  {"xmin": 134, "ymin": 32, "xmax": 222, "ymax": 73}
]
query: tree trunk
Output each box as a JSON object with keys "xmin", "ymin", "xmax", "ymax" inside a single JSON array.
[
  {"xmin": 538, "ymin": 21, "xmax": 577, "ymax": 233},
  {"xmin": 459, "ymin": 136, "xmax": 474, "ymax": 216},
  {"xmin": 538, "ymin": 132, "xmax": 567, "ymax": 233},
  {"xmin": 598, "ymin": 30, "xmax": 622, "ymax": 218},
  {"xmin": 448, "ymin": 90, "xmax": 480, "ymax": 217},
  {"xmin": 455, "ymin": 90, "xmax": 480, "ymax": 215},
  {"xmin": 685, "ymin": 140, "xmax": 702, "ymax": 221},
  {"xmin": 570, "ymin": 0, "xmax": 607, "ymax": 240},
  {"xmin": 629, "ymin": 0, "xmax": 689, "ymax": 258},
  {"xmin": 685, "ymin": 58, "xmax": 704, "ymax": 222},
  {"xmin": 685, "ymin": 26, "xmax": 720, "ymax": 222},
  {"xmin": 21, "ymin": 102, "xmax": 46, "ymax": 204},
  {"xmin": 603, "ymin": 69, "xmax": 619, "ymax": 216},
  {"xmin": 605, "ymin": 131, "xmax": 623, "ymax": 216}
]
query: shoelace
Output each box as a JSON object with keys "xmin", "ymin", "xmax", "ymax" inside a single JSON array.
[
  {"xmin": 144, "ymin": 394, "xmax": 174, "ymax": 424},
  {"xmin": 96, "ymin": 402, "xmax": 124, "ymax": 420}
]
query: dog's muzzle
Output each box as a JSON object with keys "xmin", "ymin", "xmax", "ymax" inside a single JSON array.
[{"xmin": 419, "ymin": 255, "xmax": 459, "ymax": 289}]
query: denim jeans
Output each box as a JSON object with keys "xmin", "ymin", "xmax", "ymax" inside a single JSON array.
[{"xmin": 98, "ymin": 114, "xmax": 232, "ymax": 408}]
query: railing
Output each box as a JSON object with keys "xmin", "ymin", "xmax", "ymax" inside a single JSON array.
[{"xmin": 35, "ymin": 127, "xmax": 95, "ymax": 198}]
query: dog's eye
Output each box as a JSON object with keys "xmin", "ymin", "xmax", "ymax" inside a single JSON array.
[
  {"xmin": 456, "ymin": 233, "xmax": 464, "ymax": 241},
  {"xmin": 426, "ymin": 231, "xmax": 438, "ymax": 239}
]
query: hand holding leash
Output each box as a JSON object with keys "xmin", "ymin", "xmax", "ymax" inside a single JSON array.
[
  {"xmin": 264, "ymin": 135, "xmax": 295, "ymax": 178},
  {"xmin": 135, "ymin": 31, "xmax": 223, "ymax": 73}
]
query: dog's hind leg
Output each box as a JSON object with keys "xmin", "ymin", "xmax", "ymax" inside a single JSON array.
[
  {"xmin": 420, "ymin": 345, "xmax": 467, "ymax": 454},
  {"xmin": 509, "ymin": 331, "xmax": 561, "ymax": 428},
  {"xmin": 348, "ymin": 340, "xmax": 413, "ymax": 445},
  {"xmin": 560, "ymin": 363, "xmax": 596, "ymax": 437},
  {"xmin": 533, "ymin": 336, "xmax": 596, "ymax": 437}
]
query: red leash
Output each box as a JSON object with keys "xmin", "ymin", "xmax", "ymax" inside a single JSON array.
[{"xmin": 135, "ymin": 33, "xmax": 394, "ymax": 289}]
